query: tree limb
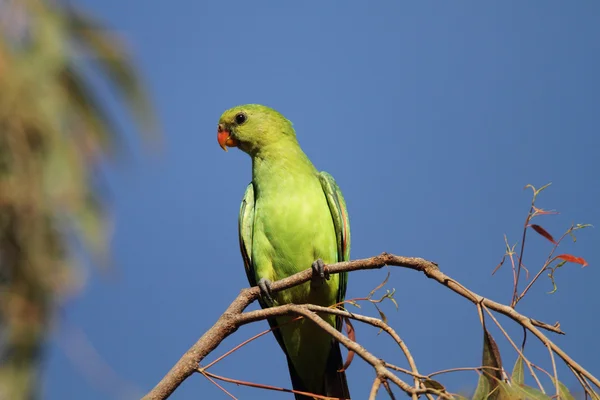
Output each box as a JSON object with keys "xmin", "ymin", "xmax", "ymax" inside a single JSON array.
[{"xmin": 142, "ymin": 253, "xmax": 584, "ymax": 400}]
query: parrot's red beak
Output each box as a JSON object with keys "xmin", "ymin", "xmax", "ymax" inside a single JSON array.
[{"xmin": 217, "ymin": 124, "xmax": 238, "ymax": 151}]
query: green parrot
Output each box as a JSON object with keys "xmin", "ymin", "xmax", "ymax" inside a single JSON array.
[{"xmin": 217, "ymin": 104, "xmax": 351, "ymax": 399}]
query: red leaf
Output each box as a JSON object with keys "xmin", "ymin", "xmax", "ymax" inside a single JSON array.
[
  {"xmin": 491, "ymin": 254, "xmax": 506, "ymax": 275},
  {"xmin": 556, "ymin": 254, "xmax": 589, "ymax": 267},
  {"xmin": 338, "ymin": 318, "xmax": 355, "ymax": 372},
  {"xmin": 530, "ymin": 224, "xmax": 557, "ymax": 244},
  {"xmin": 533, "ymin": 206, "xmax": 559, "ymax": 216}
]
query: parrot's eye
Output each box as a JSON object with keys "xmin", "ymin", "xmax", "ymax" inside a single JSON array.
[{"xmin": 235, "ymin": 113, "xmax": 247, "ymax": 125}]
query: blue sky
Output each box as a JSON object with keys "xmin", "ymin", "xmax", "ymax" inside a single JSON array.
[{"xmin": 44, "ymin": 1, "xmax": 600, "ymax": 399}]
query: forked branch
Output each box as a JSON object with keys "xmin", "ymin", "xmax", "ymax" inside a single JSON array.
[{"xmin": 142, "ymin": 252, "xmax": 591, "ymax": 400}]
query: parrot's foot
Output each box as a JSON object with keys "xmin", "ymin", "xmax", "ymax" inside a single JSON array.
[
  {"xmin": 311, "ymin": 259, "xmax": 330, "ymax": 286},
  {"xmin": 258, "ymin": 278, "xmax": 274, "ymax": 304}
]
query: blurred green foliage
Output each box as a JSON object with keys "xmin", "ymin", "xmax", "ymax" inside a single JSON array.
[{"xmin": 0, "ymin": 1, "xmax": 158, "ymax": 398}]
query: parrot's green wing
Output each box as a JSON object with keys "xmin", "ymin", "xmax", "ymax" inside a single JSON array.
[
  {"xmin": 239, "ymin": 176, "xmax": 351, "ymax": 399},
  {"xmin": 239, "ymin": 183, "xmax": 312, "ymax": 394},
  {"xmin": 238, "ymin": 183, "xmax": 257, "ymax": 288},
  {"xmin": 317, "ymin": 171, "xmax": 350, "ymax": 330},
  {"xmin": 238, "ymin": 183, "xmax": 290, "ymax": 349},
  {"xmin": 239, "ymin": 175, "xmax": 349, "ymax": 314}
]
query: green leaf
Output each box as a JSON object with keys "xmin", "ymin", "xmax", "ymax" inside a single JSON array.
[
  {"xmin": 64, "ymin": 7, "xmax": 160, "ymax": 143},
  {"xmin": 59, "ymin": 65, "xmax": 121, "ymax": 153},
  {"xmin": 368, "ymin": 270, "xmax": 391, "ymax": 298},
  {"xmin": 385, "ymin": 289, "xmax": 398, "ymax": 309},
  {"xmin": 494, "ymin": 380, "xmax": 551, "ymax": 400},
  {"xmin": 374, "ymin": 304, "xmax": 386, "ymax": 335},
  {"xmin": 549, "ymin": 378, "xmax": 575, "ymax": 400},
  {"xmin": 570, "ymin": 223, "xmax": 593, "ymax": 242},
  {"xmin": 346, "ymin": 300, "xmax": 360, "ymax": 308},
  {"xmin": 547, "ymin": 260, "xmax": 568, "ymax": 294},
  {"xmin": 569, "ymin": 231, "xmax": 577, "ymax": 242},
  {"xmin": 473, "ymin": 373, "xmax": 491, "ymax": 400},
  {"xmin": 524, "ymin": 182, "xmax": 552, "ymax": 199},
  {"xmin": 0, "ymin": 2, "xmax": 160, "ymax": 399},
  {"xmin": 422, "ymin": 378, "xmax": 446, "ymax": 392},
  {"xmin": 493, "ymin": 381, "xmax": 520, "ymax": 399},
  {"xmin": 76, "ymin": 194, "xmax": 111, "ymax": 266},
  {"xmin": 512, "ymin": 383, "xmax": 550, "ymax": 399},
  {"xmin": 535, "ymin": 182, "xmax": 552, "ymax": 197},
  {"xmin": 481, "ymin": 326, "xmax": 503, "ymax": 399},
  {"xmin": 511, "ymin": 356, "xmax": 524, "ymax": 385}
]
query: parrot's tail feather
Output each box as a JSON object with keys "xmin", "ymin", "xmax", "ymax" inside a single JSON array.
[
  {"xmin": 285, "ymin": 356, "xmax": 312, "ymax": 400},
  {"xmin": 287, "ymin": 340, "xmax": 350, "ymax": 400},
  {"xmin": 323, "ymin": 340, "xmax": 350, "ymax": 399}
]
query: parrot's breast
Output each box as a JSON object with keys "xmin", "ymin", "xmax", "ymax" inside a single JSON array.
[
  {"xmin": 252, "ymin": 172, "xmax": 338, "ymax": 306},
  {"xmin": 250, "ymin": 158, "xmax": 342, "ymax": 392}
]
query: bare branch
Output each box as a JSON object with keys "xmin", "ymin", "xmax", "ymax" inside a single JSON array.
[{"xmin": 142, "ymin": 253, "xmax": 590, "ymax": 400}]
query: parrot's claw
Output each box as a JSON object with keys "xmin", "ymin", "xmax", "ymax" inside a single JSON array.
[
  {"xmin": 311, "ymin": 259, "xmax": 330, "ymax": 284},
  {"xmin": 258, "ymin": 278, "xmax": 274, "ymax": 304}
]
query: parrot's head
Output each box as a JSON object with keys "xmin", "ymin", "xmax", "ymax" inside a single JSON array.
[{"xmin": 217, "ymin": 104, "xmax": 295, "ymax": 156}]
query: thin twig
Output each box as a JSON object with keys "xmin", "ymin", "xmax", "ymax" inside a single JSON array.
[
  {"xmin": 567, "ymin": 364, "xmax": 594, "ymax": 398},
  {"xmin": 428, "ymin": 366, "xmax": 503, "ymax": 378},
  {"xmin": 198, "ymin": 370, "xmax": 238, "ymax": 400},
  {"xmin": 368, "ymin": 377, "xmax": 382, "ymax": 400},
  {"xmin": 201, "ymin": 370, "xmax": 340, "ymax": 400},
  {"xmin": 382, "ymin": 380, "xmax": 398, "ymax": 400},
  {"xmin": 384, "ymin": 363, "xmax": 423, "ymax": 378},
  {"xmin": 202, "ymin": 327, "xmax": 273, "ymax": 370},
  {"xmin": 547, "ymin": 343, "xmax": 559, "ymax": 398},
  {"xmin": 512, "ymin": 196, "xmax": 535, "ymax": 307}
]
